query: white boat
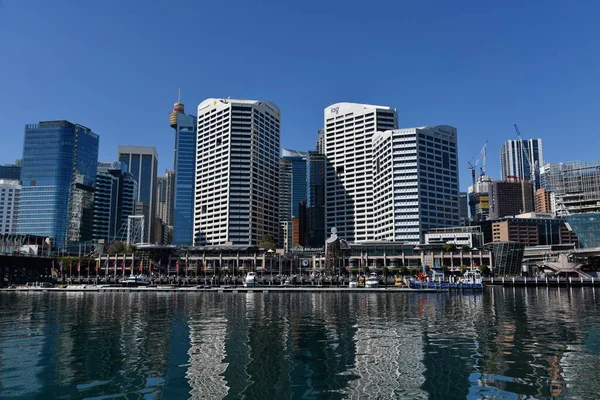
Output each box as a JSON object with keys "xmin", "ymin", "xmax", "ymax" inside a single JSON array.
[
  {"xmin": 365, "ymin": 273, "xmax": 380, "ymax": 288},
  {"xmin": 122, "ymin": 275, "xmax": 151, "ymax": 287},
  {"xmin": 243, "ymin": 272, "xmax": 258, "ymax": 287},
  {"xmin": 348, "ymin": 280, "xmax": 358, "ymax": 288}
]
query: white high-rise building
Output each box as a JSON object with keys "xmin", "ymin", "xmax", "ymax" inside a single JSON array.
[
  {"xmin": 194, "ymin": 98, "xmax": 280, "ymax": 246},
  {"xmin": 500, "ymin": 138, "xmax": 543, "ymax": 189},
  {"xmin": 372, "ymin": 126, "xmax": 460, "ymax": 244},
  {"xmin": 0, "ymin": 179, "xmax": 20, "ymax": 235},
  {"xmin": 323, "ymin": 103, "xmax": 397, "ymax": 242}
]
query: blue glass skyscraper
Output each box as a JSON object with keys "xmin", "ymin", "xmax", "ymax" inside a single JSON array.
[
  {"xmin": 280, "ymin": 149, "xmax": 307, "ymax": 248},
  {"xmin": 170, "ymin": 98, "xmax": 196, "ymax": 246},
  {"xmin": 18, "ymin": 120, "xmax": 99, "ymax": 251}
]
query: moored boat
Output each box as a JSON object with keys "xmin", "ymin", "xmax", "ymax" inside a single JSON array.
[
  {"xmin": 365, "ymin": 273, "xmax": 380, "ymax": 288},
  {"xmin": 243, "ymin": 272, "xmax": 258, "ymax": 287},
  {"xmin": 409, "ymin": 269, "xmax": 485, "ymax": 291},
  {"xmin": 122, "ymin": 275, "xmax": 151, "ymax": 287}
]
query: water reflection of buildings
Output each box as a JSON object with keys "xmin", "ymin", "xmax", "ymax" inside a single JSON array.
[
  {"xmin": 186, "ymin": 312, "xmax": 229, "ymax": 399},
  {"xmin": 0, "ymin": 294, "xmax": 46, "ymax": 397},
  {"xmin": 346, "ymin": 293, "xmax": 427, "ymax": 398}
]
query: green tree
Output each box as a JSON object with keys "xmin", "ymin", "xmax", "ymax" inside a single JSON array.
[
  {"xmin": 459, "ymin": 265, "xmax": 468, "ymax": 273},
  {"xmin": 258, "ymin": 234, "xmax": 277, "ymax": 251},
  {"xmin": 107, "ymin": 241, "xmax": 125, "ymax": 254},
  {"xmin": 461, "ymin": 244, "xmax": 471, "ymax": 253},
  {"xmin": 479, "ymin": 264, "xmax": 491, "ymax": 276},
  {"xmin": 399, "ymin": 266, "xmax": 409, "ymax": 276},
  {"xmin": 442, "ymin": 243, "xmax": 457, "ymax": 253}
]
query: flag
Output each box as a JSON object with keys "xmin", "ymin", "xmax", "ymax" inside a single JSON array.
[
  {"xmin": 87, "ymin": 263, "xmax": 91, "ymax": 276},
  {"xmin": 59, "ymin": 261, "xmax": 63, "ymax": 274},
  {"xmin": 77, "ymin": 261, "xmax": 80, "ymax": 272},
  {"xmin": 139, "ymin": 260, "xmax": 143, "ymax": 273},
  {"xmin": 185, "ymin": 259, "xmax": 189, "ymax": 272},
  {"xmin": 103, "ymin": 257, "xmax": 109, "ymax": 271},
  {"xmin": 175, "ymin": 260, "xmax": 179, "ymax": 272},
  {"xmin": 95, "ymin": 261, "xmax": 99, "ymax": 273},
  {"xmin": 69, "ymin": 261, "xmax": 73, "ymax": 275},
  {"xmin": 121, "ymin": 258, "xmax": 125, "ymax": 271}
]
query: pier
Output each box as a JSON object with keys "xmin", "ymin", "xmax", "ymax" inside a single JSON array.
[{"xmin": 485, "ymin": 276, "xmax": 600, "ymax": 287}]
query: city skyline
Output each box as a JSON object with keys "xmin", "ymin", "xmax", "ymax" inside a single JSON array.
[{"xmin": 2, "ymin": 1, "xmax": 600, "ymax": 192}]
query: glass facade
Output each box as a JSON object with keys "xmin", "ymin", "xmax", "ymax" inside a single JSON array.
[
  {"xmin": 93, "ymin": 162, "xmax": 137, "ymax": 243},
  {"xmin": 17, "ymin": 121, "xmax": 99, "ymax": 250},
  {"xmin": 0, "ymin": 165, "xmax": 21, "ymax": 181},
  {"xmin": 118, "ymin": 146, "xmax": 158, "ymax": 243},
  {"xmin": 306, "ymin": 151, "xmax": 326, "ymax": 247},
  {"xmin": 491, "ymin": 242, "xmax": 525, "ymax": 275},
  {"xmin": 564, "ymin": 213, "xmax": 600, "ymax": 248},
  {"xmin": 172, "ymin": 113, "xmax": 196, "ymax": 246}
]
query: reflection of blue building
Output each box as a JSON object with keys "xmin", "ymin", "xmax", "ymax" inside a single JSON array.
[
  {"xmin": 564, "ymin": 213, "xmax": 600, "ymax": 248},
  {"xmin": 118, "ymin": 146, "xmax": 158, "ymax": 243},
  {"xmin": 17, "ymin": 120, "xmax": 99, "ymax": 250},
  {"xmin": 170, "ymin": 99, "xmax": 196, "ymax": 246}
]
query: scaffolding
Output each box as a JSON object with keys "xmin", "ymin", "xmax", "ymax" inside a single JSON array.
[{"xmin": 543, "ymin": 161, "xmax": 600, "ymax": 216}]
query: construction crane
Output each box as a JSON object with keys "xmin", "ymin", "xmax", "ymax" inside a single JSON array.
[
  {"xmin": 468, "ymin": 141, "xmax": 488, "ymax": 186},
  {"xmin": 513, "ymin": 124, "xmax": 535, "ymax": 184}
]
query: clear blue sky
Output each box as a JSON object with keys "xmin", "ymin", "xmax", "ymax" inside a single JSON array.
[{"xmin": 1, "ymin": 0, "xmax": 599, "ymax": 191}]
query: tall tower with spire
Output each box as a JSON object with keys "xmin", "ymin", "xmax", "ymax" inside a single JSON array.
[{"xmin": 170, "ymin": 89, "xmax": 197, "ymax": 246}]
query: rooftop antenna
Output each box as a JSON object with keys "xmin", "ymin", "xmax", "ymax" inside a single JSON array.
[{"xmin": 178, "ymin": 87, "xmax": 181, "ymax": 103}]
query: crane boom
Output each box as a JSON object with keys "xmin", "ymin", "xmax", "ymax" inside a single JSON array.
[{"xmin": 468, "ymin": 141, "xmax": 488, "ymax": 185}]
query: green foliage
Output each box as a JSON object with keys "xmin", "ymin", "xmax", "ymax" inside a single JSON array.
[
  {"xmin": 107, "ymin": 241, "xmax": 125, "ymax": 254},
  {"xmin": 442, "ymin": 243, "xmax": 457, "ymax": 253},
  {"xmin": 479, "ymin": 264, "xmax": 491, "ymax": 276},
  {"xmin": 399, "ymin": 266, "xmax": 409, "ymax": 276},
  {"xmin": 459, "ymin": 265, "xmax": 468, "ymax": 273},
  {"xmin": 461, "ymin": 244, "xmax": 471, "ymax": 253},
  {"xmin": 258, "ymin": 234, "xmax": 277, "ymax": 251}
]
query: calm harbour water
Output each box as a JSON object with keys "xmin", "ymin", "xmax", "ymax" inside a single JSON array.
[{"xmin": 1, "ymin": 287, "xmax": 599, "ymax": 399}]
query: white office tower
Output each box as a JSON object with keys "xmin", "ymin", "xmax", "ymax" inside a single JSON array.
[
  {"xmin": 372, "ymin": 126, "xmax": 460, "ymax": 244},
  {"xmin": 195, "ymin": 98, "xmax": 280, "ymax": 245},
  {"xmin": 500, "ymin": 138, "xmax": 543, "ymax": 190},
  {"xmin": 323, "ymin": 103, "xmax": 397, "ymax": 242}
]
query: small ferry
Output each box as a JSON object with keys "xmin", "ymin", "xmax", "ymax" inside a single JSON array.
[
  {"xmin": 122, "ymin": 275, "xmax": 151, "ymax": 287},
  {"xmin": 243, "ymin": 272, "xmax": 258, "ymax": 288}
]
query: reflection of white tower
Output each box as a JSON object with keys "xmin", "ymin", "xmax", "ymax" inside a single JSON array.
[
  {"xmin": 346, "ymin": 294, "xmax": 427, "ymax": 398},
  {"xmin": 186, "ymin": 315, "xmax": 229, "ymax": 398}
]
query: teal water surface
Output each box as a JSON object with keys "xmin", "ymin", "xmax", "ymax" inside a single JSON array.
[{"xmin": 1, "ymin": 287, "xmax": 599, "ymax": 399}]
